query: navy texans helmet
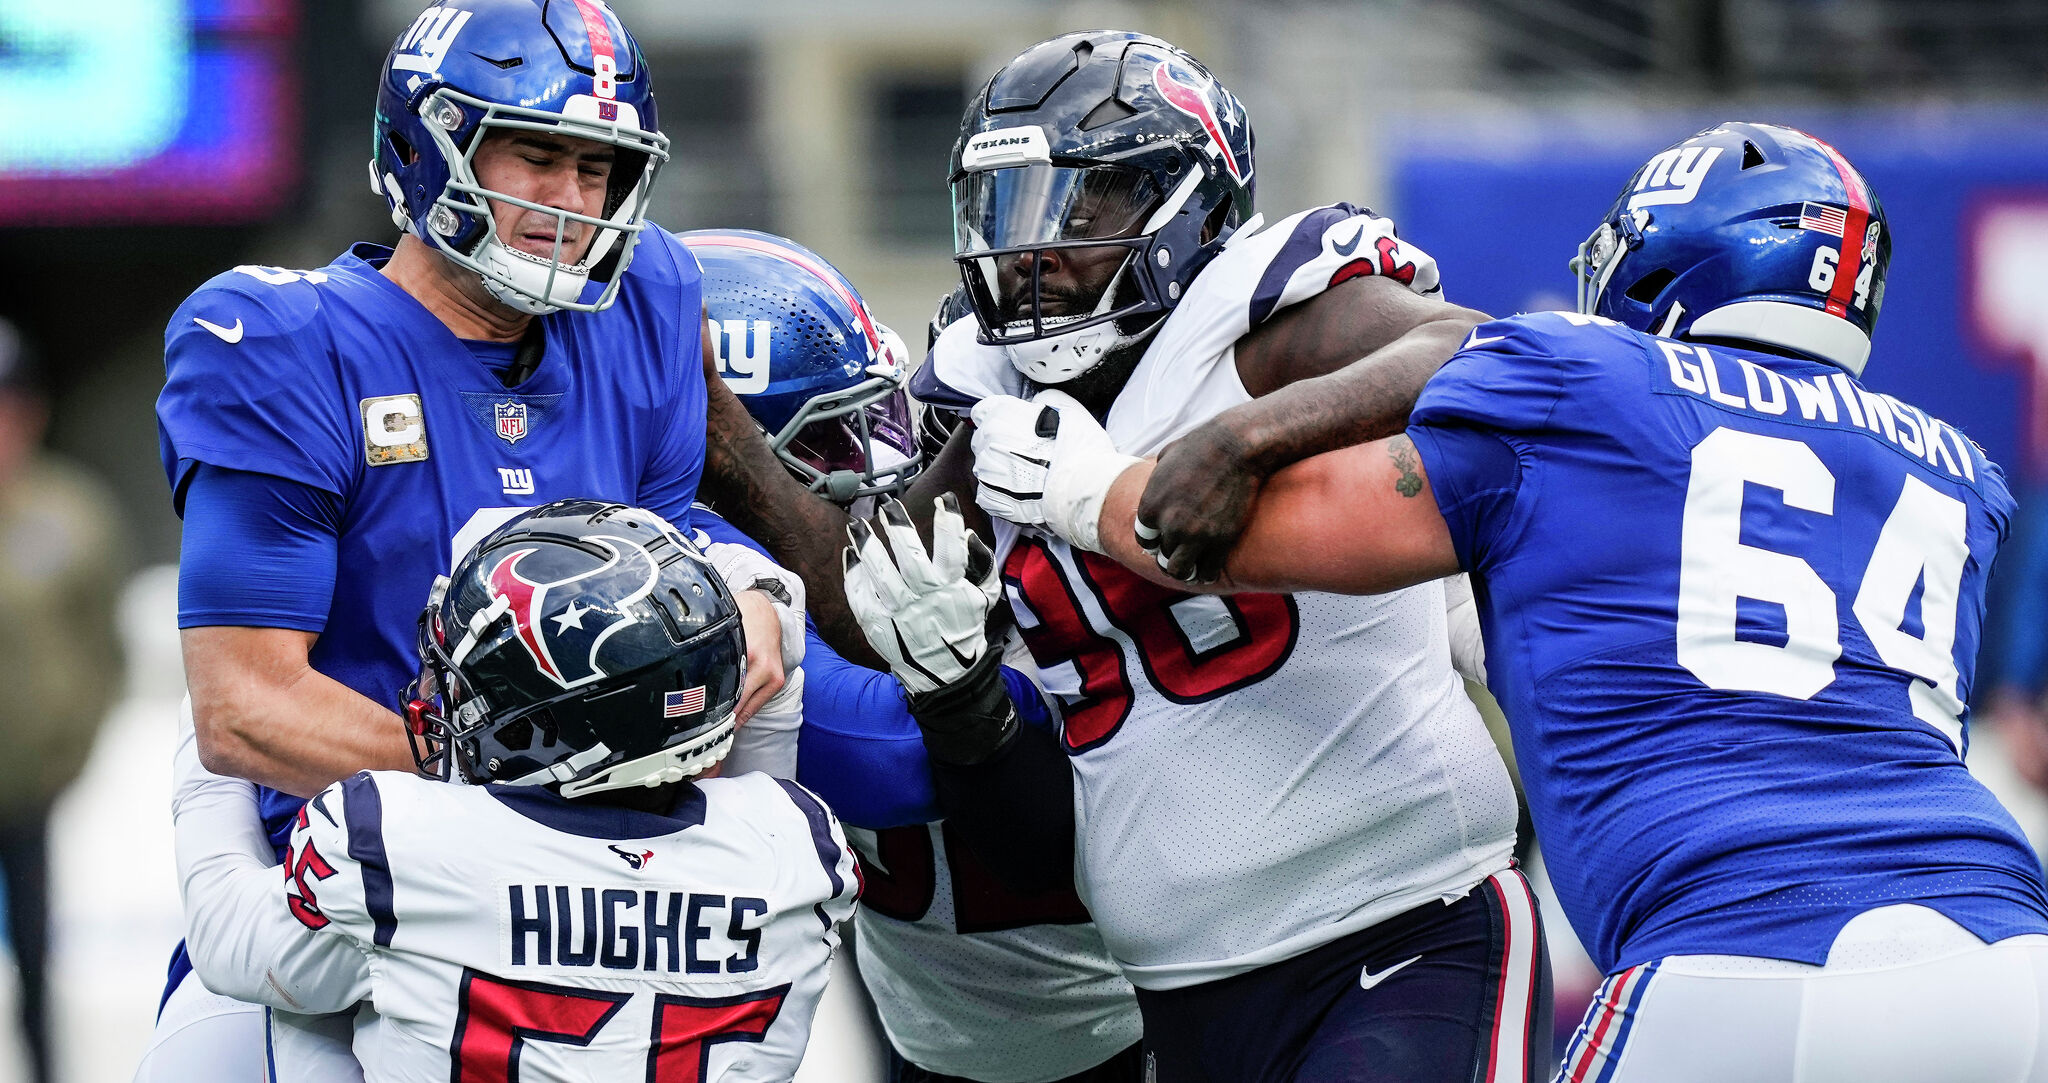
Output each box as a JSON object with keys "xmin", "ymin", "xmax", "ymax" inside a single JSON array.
[
  {"xmin": 404, "ymin": 500, "xmax": 744, "ymax": 796},
  {"xmin": 679, "ymin": 229, "xmax": 922, "ymax": 505},
  {"xmin": 1575, "ymin": 122, "xmax": 1889, "ymax": 376},
  {"xmin": 951, "ymin": 31, "xmax": 1255, "ymax": 384},
  {"xmin": 371, "ymin": 0, "xmax": 669, "ymax": 314}
]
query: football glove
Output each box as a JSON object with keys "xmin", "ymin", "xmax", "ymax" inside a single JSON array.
[
  {"xmin": 844, "ymin": 494, "xmax": 1000, "ymax": 694},
  {"xmin": 969, "ymin": 389, "xmax": 1140, "ymax": 553}
]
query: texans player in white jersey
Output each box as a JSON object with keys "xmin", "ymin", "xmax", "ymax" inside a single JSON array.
[
  {"xmin": 175, "ymin": 501, "xmax": 858, "ymax": 1082},
  {"xmin": 681, "ymin": 232, "xmax": 1146, "ymax": 1083},
  {"xmin": 141, "ymin": 2, "xmax": 798, "ymax": 1078},
  {"xmin": 974, "ymin": 124, "xmax": 2048, "ymax": 1082},
  {"xmin": 707, "ymin": 32, "xmax": 1548, "ymax": 1083}
]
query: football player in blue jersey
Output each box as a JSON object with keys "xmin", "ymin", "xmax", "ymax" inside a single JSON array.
[
  {"xmin": 681, "ymin": 231, "xmax": 1147, "ymax": 1083},
  {"xmin": 138, "ymin": 3, "xmax": 799, "ymax": 1079},
  {"xmin": 972, "ymin": 122, "xmax": 2048, "ymax": 1081}
]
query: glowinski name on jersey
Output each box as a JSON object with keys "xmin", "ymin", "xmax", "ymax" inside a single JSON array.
[{"xmin": 1644, "ymin": 326, "xmax": 1982, "ymax": 483}]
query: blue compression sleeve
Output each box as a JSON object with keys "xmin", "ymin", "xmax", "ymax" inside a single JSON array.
[
  {"xmin": 177, "ymin": 463, "xmax": 343, "ymax": 631},
  {"xmin": 798, "ymin": 621, "xmax": 1058, "ymax": 829}
]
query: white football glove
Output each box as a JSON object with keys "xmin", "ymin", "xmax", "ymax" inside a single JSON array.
[
  {"xmin": 969, "ymin": 389, "xmax": 1140, "ymax": 553},
  {"xmin": 844, "ymin": 494, "xmax": 1000, "ymax": 694}
]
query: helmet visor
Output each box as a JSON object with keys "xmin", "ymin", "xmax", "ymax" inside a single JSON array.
[
  {"xmin": 953, "ymin": 164, "xmax": 1164, "ymax": 253},
  {"xmin": 952, "ymin": 165, "xmax": 1164, "ymax": 344}
]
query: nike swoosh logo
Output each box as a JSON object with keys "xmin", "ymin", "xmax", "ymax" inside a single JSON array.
[
  {"xmin": 1332, "ymin": 225, "xmax": 1366, "ymax": 256},
  {"xmin": 1359, "ymin": 954, "xmax": 1422, "ymax": 990},
  {"xmin": 1463, "ymin": 332, "xmax": 1506, "ymax": 350},
  {"xmin": 194, "ymin": 316, "xmax": 244, "ymax": 344}
]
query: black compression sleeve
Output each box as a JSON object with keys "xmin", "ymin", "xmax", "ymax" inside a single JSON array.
[{"xmin": 914, "ymin": 659, "xmax": 1076, "ymax": 894}]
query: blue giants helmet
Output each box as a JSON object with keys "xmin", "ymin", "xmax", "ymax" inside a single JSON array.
[
  {"xmin": 679, "ymin": 229, "xmax": 922, "ymax": 505},
  {"xmin": 1574, "ymin": 122, "xmax": 1890, "ymax": 376},
  {"xmin": 404, "ymin": 500, "xmax": 745, "ymax": 796},
  {"xmin": 371, "ymin": 0, "xmax": 669, "ymax": 314},
  {"xmin": 950, "ymin": 32, "xmax": 1255, "ymax": 384}
]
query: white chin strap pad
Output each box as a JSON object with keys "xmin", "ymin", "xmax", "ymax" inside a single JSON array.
[
  {"xmin": 476, "ymin": 237, "xmax": 594, "ymax": 316},
  {"xmin": 1688, "ymin": 300, "xmax": 1873, "ymax": 377},
  {"xmin": 554, "ymin": 719, "xmax": 738, "ymax": 799}
]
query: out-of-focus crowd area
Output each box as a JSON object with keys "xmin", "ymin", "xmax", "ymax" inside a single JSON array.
[{"xmin": 1, "ymin": 0, "xmax": 2046, "ymax": 1077}]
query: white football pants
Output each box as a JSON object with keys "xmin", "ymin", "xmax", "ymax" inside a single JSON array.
[{"xmin": 1558, "ymin": 903, "xmax": 2048, "ymax": 1083}]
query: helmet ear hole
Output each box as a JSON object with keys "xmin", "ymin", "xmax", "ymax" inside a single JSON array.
[
  {"xmin": 1625, "ymin": 267, "xmax": 1677, "ymax": 304},
  {"xmin": 1081, "ymin": 97, "xmax": 1138, "ymax": 131},
  {"xmin": 1200, "ymin": 199, "xmax": 1234, "ymax": 245},
  {"xmin": 388, "ymin": 132, "xmax": 418, "ymax": 167}
]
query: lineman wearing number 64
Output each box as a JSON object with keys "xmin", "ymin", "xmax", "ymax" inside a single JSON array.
[{"xmin": 951, "ymin": 123, "xmax": 2048, "ymax": 1081}]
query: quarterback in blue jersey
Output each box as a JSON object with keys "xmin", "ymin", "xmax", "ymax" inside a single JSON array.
[
  {"xmin": 973, "ymin": 123, "xmax": 2048, "ymax": 1081},
  {"xmin": 138, "ymin": 3, "xmax": 794, "ymax": 1080},
  {"xmin": 683, "ymin": 231, "xmax": 1147, "ymax": 1083}
]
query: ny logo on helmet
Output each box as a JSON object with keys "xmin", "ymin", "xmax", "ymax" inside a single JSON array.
[
  {"xmin": 714, "ymin": 319, "xmax": 773, "ymax": 395},
  {"xmin": 1627, "ymin": 145, "xmax": 1724, "ymax": 213},
  {"xmin": 485, "ymin": 535, "xmax": 658, "ymax": 688},
  {"xmin": 391, "ymin": 8, "xmax": 472, "ymax": 75}
]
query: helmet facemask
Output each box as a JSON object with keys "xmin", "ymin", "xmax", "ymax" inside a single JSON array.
[
  {"xmin": 410, "ymin": 87, "xmax": 669, "ymax": 315},
  {"xmin": 953, "ymin": 162, "xmax": 1191, "ymax": 384},
  {"xmin": 767, "ymin": 367, "xmax": 922, "ymax": 505},
  {"xmin": 1572, "ymin": 209, "xmax": 1648, "ymax": 320}
]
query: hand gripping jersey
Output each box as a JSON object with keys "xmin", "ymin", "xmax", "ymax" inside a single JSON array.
[
  {"xmin": 255, "ymin": 771, "xmax": 858, "ymax": 1082},
  {"xmin": 689, "ymin": 507, "xmax": 1140, "ymax": 1081},
  {"xmin": 156, "ymin": 231, "xmax": 709, "ymax": 855},
  {"xmin": 925, "ymin": 204, "xmax": 1520, "ymax": 990},
  {"xmin": 1406, "ymin": 311, "xmax": 2048, "ymax": 975}
]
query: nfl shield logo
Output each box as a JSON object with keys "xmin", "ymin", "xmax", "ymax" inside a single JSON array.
[{"xmin": 494, "ymin": 401, "xmax": 528, "ymax": 445}]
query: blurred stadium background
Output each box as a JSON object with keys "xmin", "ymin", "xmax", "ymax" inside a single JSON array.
[{"xmin": 1, "ymin": 0, "xmax": 2046, "ymax": 1078}]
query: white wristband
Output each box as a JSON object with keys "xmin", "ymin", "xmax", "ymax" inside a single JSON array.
[{"xmin": 1050, "ymin": 453, "xmax": 1143, "ymax": 555}]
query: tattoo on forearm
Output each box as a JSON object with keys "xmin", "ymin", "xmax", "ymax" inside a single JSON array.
[{"xmin": 1390, "ymin": 436, "xmax": 1424, "ymax": 497}]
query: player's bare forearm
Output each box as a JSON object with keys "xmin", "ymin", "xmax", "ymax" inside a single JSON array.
[
  {"xmin": 1141, "ymin": 305, "xmax": 1487, "ymax": 582},
  {"xmin": 1229, "ymin": 311, "xmax": 1485, "ymax": 469},
  {"xmin": 1104, "ymin": 436, "xmax": 1461, "ymax": 595},
  {"xmin": 182, "ymin": 626, "xmax": 416, "ymax": 797}
]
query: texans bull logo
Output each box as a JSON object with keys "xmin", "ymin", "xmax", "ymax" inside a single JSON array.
[
  {"xmin": 1152, "ymin": 59, "xmax": 1250, "ymax": 184},
  {"xmin": 486, "ymin": 534, "xmax": 658, "ymax": 688}
]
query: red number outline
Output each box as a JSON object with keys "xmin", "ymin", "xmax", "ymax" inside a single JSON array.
[
  {"xmin": 449, "ymin": 971, "xmax": 790, "ymax": 1083},
  {"xmin": 285, "ymin": 807, "xmax": 338, "ymax": 931},
  {"xmin": 1003, "ymin": 539, "xmax": 1301, "ymax": 753},
  {"xmin": 451, "ymin": 969, "xmax": 629, "ymax": 1083},
  {"xmin": 1002, "ymin": 541, "xmax": 1133, "ymax": 752},
  {"xmin": 646, "ymin": 986, "xmax": 789, "ymax": 1082}
]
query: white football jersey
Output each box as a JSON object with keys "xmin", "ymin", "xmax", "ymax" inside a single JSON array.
[
  {"xmin": 928, "ymin": 204, "xmax": 1520, "ymax": 991},
  {"xmin": 848, "ymin": 820, "xmax": 1140, "ymax": 1082},
  {"xmin": 219, "ymin": 770, "xmax": 859, "ymax": 1082}
]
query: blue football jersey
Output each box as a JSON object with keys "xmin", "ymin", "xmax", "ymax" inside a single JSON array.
[
  {"xmin": 1407, "ymin": 310, "xmax": 2048, "ymax": 974},
  {"xmin": 158, "ymin": 231, "xmax": 707, "ymax": 850}
]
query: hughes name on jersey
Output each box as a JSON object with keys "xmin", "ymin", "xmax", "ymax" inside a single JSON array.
[
  {"xmin": 157, "ymin": 232, "xmax": 709, "ymax": 852},
  {"xmin": 198, "ymin": 769, "xmax": 858, "ymax": 1081},
  {"xmin": 926, "ymin": 204, "xmax": 1518, "ymax": 990},
  {"xmin": 1406, "ymin": 310, "xmax": 2048, "ymax": 974}
]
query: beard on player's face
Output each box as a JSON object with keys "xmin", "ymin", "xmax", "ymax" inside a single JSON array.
[{"xmin": 996, "ymin": 245, "xmax": 1129, "ymax": 323}]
